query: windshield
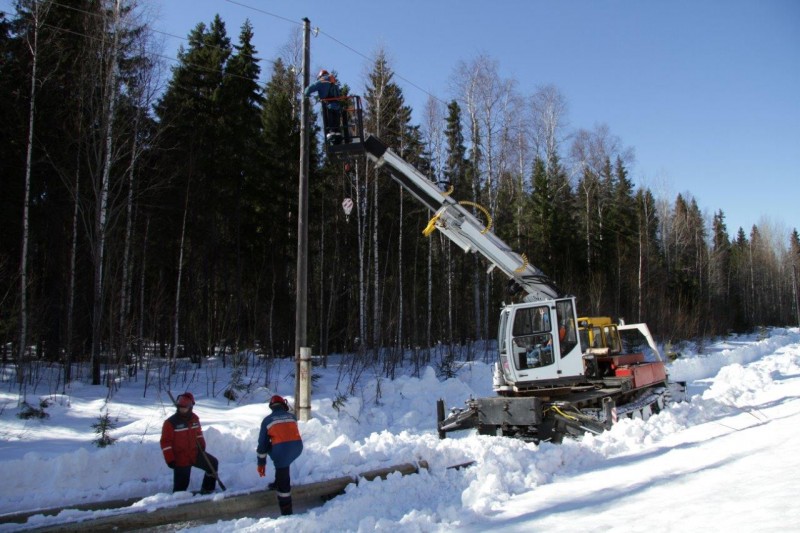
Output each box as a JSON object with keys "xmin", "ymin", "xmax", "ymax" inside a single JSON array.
[{"xmin": 511, "ymin": 306, "xmax": 554, "ymax": 370}]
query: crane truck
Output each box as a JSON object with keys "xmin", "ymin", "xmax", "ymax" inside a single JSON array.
[{"xmin": 315, "ymin": 95, "xmax": 686, "ymax": 443}]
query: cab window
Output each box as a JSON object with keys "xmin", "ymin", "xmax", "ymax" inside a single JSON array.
[
  {"xmin": 512, "ymin": 333, "xmax": 553, "ymax": 369},
  {"xmin": 512, "ymin": 306, "xmax": 551, "ymax": 336},
  {"xmin": 603, "ymin": 326, "xmax": 621, "ymax": 353},
  {"xmin": 555, "ymin": 299, "xmax": 578, "ymax": 357},
  {"xmin": 511, "ymin": 306, "xmax": 554, "ymax": 370}
]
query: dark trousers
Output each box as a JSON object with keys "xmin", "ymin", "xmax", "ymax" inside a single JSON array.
[
  {"xmin": 172, "ymin": 451, "xmax": 219, "ymax": 493},
  {"xmin": 322, "ymin": 105, "xmax": 349, "ymax": 142},
  {"xmin": 274, "ymin": 465, "xmax": 293, "ymax": 515}
]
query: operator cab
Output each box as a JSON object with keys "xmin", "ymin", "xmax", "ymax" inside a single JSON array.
[
  {"xmin": 320, "ymin": 94, "xmax": 365, "ymax": 162},
  {"xmin": 496, "ymin": 298, "xmax": 583, "ymax": 391}
]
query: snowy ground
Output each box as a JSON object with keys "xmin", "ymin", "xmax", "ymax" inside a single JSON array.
[{"xmin": 1, "ymin": 328, "xmax": 799, "ymax": 532}]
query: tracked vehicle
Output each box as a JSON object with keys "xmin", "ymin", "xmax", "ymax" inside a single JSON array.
[{"xmin": 313, "ymin": 95, "xmax": 686, "ymax": 443}]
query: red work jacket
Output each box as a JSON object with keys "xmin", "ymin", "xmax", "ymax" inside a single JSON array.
[{"xmin": 160, "ymin": 411, "xmax": 206, "ymax": 467}]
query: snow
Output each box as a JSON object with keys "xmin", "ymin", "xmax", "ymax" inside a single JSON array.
[{"xmin": 2, "ymin": 328, "xmax": 800, "ymax": 532}]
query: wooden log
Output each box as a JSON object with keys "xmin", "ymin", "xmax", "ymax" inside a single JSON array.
[{"xmin": 16, "ymin": 461, "xmax": 428, "ymax": 532}]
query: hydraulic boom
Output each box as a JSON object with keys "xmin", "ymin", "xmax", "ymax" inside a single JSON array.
[{"xmin": 363, "ymin": 136, "xmax": 562, "ymax": 303}]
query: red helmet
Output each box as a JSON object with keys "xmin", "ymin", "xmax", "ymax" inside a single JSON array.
[
  {"xmin": 269, "ymin": 395, "xmax": 288, "ymax": 409},
  {"xmin": 318, "ymin": 69, "xmax": 329, "ymax": 80},
  {"xmin": 176, "ymin": 392, "xmax": 195, "ymax": 408}
]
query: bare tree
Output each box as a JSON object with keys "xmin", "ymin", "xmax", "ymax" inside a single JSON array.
[
  {"xmin": 422, "ymin": 95, "xmax": 445, "ymax": 353},
  {"xmin": 456, "ymin": 55, "xmax": 517, "ymax": 214},
  {"xmin": 172, "ymin": 182, "xmax": 191, "ymax": 372},
  {"xmin": 279, "ymin": 26, "xmax": 303, "ymax": 118},
  {"xmin": 17, "ymin": 0, "xmax": 52, "ymax": 392},
  {"xmin": 751, "ymin": 217, "xmax": 790, "ymax": 326},
  {"xmin": 451, "ymin": 54, "xmax": 522, "ymax": 347},
  {"xmin": 530, "ymin": 84, "xmax": 569, "ymax": 171},
  {"xmin": 570, "ymin": 123, "xmax": 634, "ymax": 176},
  {"xmin": 117, "ymin": 27, "xmax": 160, "ymax": 379},
  {"xmin": 90, "ymin": 0, "xmax": 123, "ymax": 385}
]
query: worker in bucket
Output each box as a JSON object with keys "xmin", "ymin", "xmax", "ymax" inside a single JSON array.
[
  {"xmin": 160, "ymin": 392, "xmax": 220, "ymax": 494},
  {"xmin": 304, "ymin": 69, "xmax": 347, "ymax": 144},
  {"xmin": 257, "ymin": 395, "xmax": 304, "ymax": 515}
]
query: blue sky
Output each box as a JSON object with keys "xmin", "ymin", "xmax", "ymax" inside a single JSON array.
[{"xmin": 4, "ymin": 0, "xmax": 798, "ymax": 237}]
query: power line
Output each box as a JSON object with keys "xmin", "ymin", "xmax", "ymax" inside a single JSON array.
[
  {"xmin": 46, "ymin": 0, "xmax": 445, "ymax": 108},
  {"xmin": 40, "ymin": 21, "xmax": 266, "ymax": 91},
  {"xmin": 224, "ymin": 0, "xmax": 302, "ymax": 27},
  {"xmin": 31, "ymin": 4, "xmax": 284, "ymax": 90},
  {"xmin": 225, "ymin": 0, "xmax": 447, "ymax": 107},
  {"xmin": 44, "ymin": 0, "xmax": 284, "ymax": 77}
]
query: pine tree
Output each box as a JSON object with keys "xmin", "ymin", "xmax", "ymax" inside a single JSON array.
[
  {"xmin": 668, "ymin": 194, "xmax": 708, "ymax": 337},
  {"xmin": 710, "ymin": 210, "xmax": 732, "ymax": 330},
  {"xmin": 731, "ymin": 227, "xmax": 751, "ymax": 330},
  {"xmin": 528, "ymin": 156, "xmax": 553, "ymax": 274},
  {"xmin": 220, "ymin": 20, "xmax": 263, "ymax": 351},
  {"xmin": 258, "ymin": 58, "xmax": 301, "ymax": 356},
  {"xmin": 608, "ymin": 156, "xmax": 637, "ymax": 319},
  {"xmin": 546, "ymin": 153, "xmax": 579, "ymax": 294},
  {"xmin": 441, "ymin": 100, "xmax": 475, "ymax": 342},
  {"xmin": 790, "ymin": 229, "xmax": 800, "ymax": 327},
  {"xmin": 155, "ymin": 16, "xmax": 237, "ymax": 362}
]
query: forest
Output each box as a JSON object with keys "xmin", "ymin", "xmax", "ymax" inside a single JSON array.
[{"xmin": 1, "ymin": 1, "xmax": 799, "ymax": 389}]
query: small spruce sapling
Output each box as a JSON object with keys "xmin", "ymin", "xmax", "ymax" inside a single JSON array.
[{"xmin": 92, "ymin": 407, "xmax": 117, "ymax": 448}]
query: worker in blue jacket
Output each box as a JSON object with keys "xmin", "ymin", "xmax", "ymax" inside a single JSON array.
[
  {"xmin": 304, "ymin": 69, "xmax": 346, "ymax": 143},
  {"xmin": 257, "ymin": 395, "xmax": 303, "ymax": 515}
]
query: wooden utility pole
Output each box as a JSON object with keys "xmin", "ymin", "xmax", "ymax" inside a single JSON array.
[{"xmin": 295, "ymin": 18, "xmax": 311, "ymax": 421}]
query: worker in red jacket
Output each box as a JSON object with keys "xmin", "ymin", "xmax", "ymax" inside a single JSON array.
[{"xmin": 160, "ymin": 392, "xmax": 219, "ymax": 493}]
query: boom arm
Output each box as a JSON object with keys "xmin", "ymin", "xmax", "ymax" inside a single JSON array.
[{"xmin": 363, "ymin": 136, "xmax": 563, "ymax": 302}]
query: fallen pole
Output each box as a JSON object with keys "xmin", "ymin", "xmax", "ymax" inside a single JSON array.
[{"xmin": 17, "ymin": 461, "xmax": 429, "ymax": 532}]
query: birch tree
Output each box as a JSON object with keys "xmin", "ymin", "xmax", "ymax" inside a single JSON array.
[
  {"xmin": 422, "ymin": 95, "xmax": 445, "ymax": 354},
  {"xmin": 117, "ymin": 31, "xmax": 159, "ymax": 378},
  {"xmin": 634, "ymin": 188, "xmax": 661, "ymax": 323},
  {"xmin": 530, "ymin": 84, "xmax": 569, "ymax": 170},
  {"xmin": 89, "ymin": 0, "xmax": 122, "ymax": 385},
  {"xmin": 363, "ymin": 50, "xmax": 400, "ymax": 354},
  {"xmin": 16, "ymin": 0, "xmax": 52, "ymax": 389},
  {"xmin": 172, "ymin": 185, "xmax": 189, "ymax": 372}
]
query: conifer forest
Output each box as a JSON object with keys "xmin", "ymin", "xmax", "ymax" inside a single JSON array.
[{"xmin": 1, "ymin": 1, "xmax": 798, "ymax": 387}]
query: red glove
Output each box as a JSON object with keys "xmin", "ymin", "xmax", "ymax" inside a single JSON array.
[{"xmin": 257, "ymin": 464, "xmax": 266, "ymax": 477}]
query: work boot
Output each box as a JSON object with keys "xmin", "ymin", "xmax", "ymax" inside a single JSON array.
[{"xmin": 200, "ymin": 475, "xmax": 216, "ymax": 494}]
